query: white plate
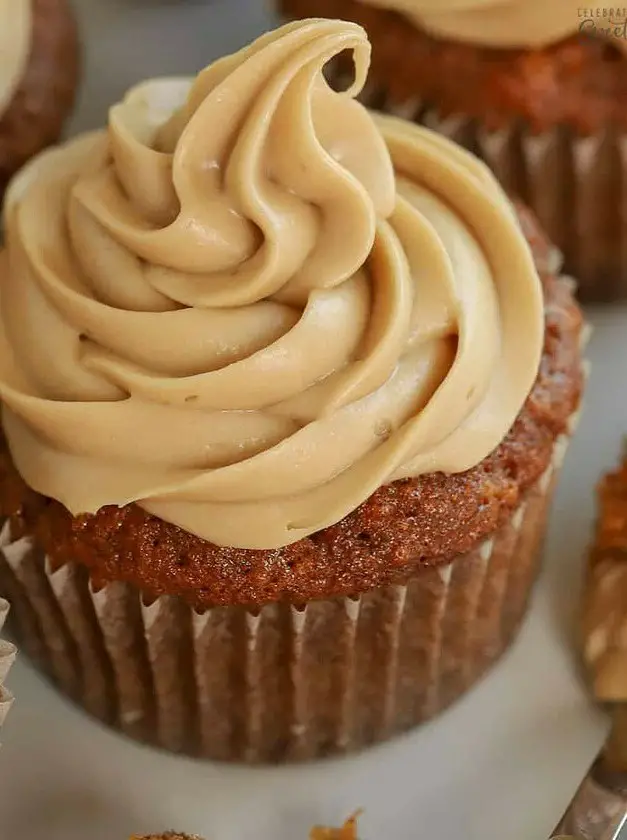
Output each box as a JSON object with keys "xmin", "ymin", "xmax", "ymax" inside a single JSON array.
[{"xmin": 0, "ymin": 2, "xmax": 613, "ymax": 838}]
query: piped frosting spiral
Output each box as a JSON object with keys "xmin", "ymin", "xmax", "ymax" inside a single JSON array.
[{"xmin": 0, "ymin": 19, "xmax": 543, "ymax": 550}]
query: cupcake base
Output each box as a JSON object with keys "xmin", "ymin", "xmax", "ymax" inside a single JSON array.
[
  {"xmin": 0, "ymin": 430, "xmax": 571, "ymax": 763},
  {"xmin": 325, "ymin": 75, "xmax": 624, "ymax": 302}
]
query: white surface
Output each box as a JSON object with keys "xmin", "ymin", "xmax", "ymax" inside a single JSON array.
[{"xmin": 0, "ymin": 1, "xmax": 616, "ymax": 838}]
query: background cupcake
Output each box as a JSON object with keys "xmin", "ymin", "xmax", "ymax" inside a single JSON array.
[
  {"xmin": 582, "ymin": 449, "xmax": 627, "ymax": 703},
  {"xmin": 0, "ymin": 19, "xmax": 584, "ymax": 763},
  {"xmin": 0, "ymin": 599, "xmax": 15, "ymax": 734},
  {"xmin": 278, "ymin": 0, "xmax": 627, "ymax": 302},
  {"xmin": 0, "ymin": 0, "xmax": 80, "ymax": 199}
]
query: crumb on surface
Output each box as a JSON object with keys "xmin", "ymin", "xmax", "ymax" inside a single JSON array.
[{"xmin": 130, "ymin": 815, "xmax": 361, "ymax": 840}]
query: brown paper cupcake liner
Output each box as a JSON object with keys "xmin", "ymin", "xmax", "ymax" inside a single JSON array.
[
  {"xmin": 334, "ymin": 69, "xmax": 622, "ymax": 302},
  {"xmin": 0, "ymin": 598, "xmax": 16, "ymax": 731},
  {"xmin": 0, "ymin": 418, "xmax": 578, "ymax": 762}
]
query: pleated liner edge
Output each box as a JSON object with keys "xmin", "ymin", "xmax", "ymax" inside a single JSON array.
[{"xmin": 0, "ymin": 422, "xmax": 576, "ymax": 762}]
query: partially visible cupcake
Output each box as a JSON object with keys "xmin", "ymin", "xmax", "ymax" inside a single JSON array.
[
  {"xmin": 582, "ymin": 450, "xmax": 627, "ymax": 701},
  {"xmin": 0, "ymin": 599, "xmax": 15, "ymax": 732},
  {"xmin": 0, "ymin": 0, "xmax": 80, "ymax": 199},
  {"xmin": 278, "ymin": 0, "xmax": 627, "ymax": 301},
  {"xmin": 0, "ymin": 19, "xmax": 584, "ymax": 763}
]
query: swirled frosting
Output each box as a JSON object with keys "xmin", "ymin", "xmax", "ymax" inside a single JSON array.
[
  {"xmin": 361, "ymin": 0, "xmax": 627, "ymax": 49},
  {"xmin": 0, "ymin": 0, "xmax": 32, "ymax": 116},
  {"xmin": 0, "ymin": 19, "xmax": 544, "ymax": 550}
]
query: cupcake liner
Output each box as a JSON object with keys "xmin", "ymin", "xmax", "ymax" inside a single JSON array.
[
  {"xmin": 343, "ymin": 76, "xmax": 624, "ymax": 301},
  {"xmin": 0, "ymin": 423, "xmax": 575, "ymax": 762},
  {"xmin": 0, "ymin": 598, "xmax": 16, "ymax": 731}
]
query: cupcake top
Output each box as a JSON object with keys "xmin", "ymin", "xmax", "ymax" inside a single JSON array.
[
  {"xmin": 360, "ymin": 1, "xmax": 627, "ymax": 50},
  {"xmin": 0, "ymin": 0, "xmax": 32, "ymax": 115},
  {"xmin": 0, "ymin": 599, "xmax": 15, "ymax": 730},
  {"xmin": 0, "ymin": 19, "xmax": 543, "ymax": 550}
]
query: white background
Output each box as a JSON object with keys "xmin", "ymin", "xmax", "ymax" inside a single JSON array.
[{"xmin": 0, "ymin": 1, "xmax": 616, "ymax": 838}]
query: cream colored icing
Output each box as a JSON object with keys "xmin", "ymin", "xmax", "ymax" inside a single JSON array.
[
  {"xmin": 0, "ymin": 0, "xmax": 32, "ymax": 116},
  {"xmin": 0, "ymin": 19, "xmax": 544, "ymax": 550},
  {"xmin": 360, "ymin": 0, "xmax": 627, "ymax": 49}
]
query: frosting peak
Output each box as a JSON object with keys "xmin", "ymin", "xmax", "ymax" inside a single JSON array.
[
  {"xmin": 361, "ymin": 1, "xmax": 627, "ymax": 50},
  {"xmin": 0, "ymin": 20, "xmax": 543, "ymax": 550}
]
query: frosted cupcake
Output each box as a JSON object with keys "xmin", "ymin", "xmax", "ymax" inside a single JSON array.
[
  {"xmin": 0, "ymin": 19, "xmax": 584, "ymax": 762},
  {"xmin": 0, "ymin": 0, "xmax": 79, "ymax": 199},
  {"xmin": 278, "ymin": 0, "xmax": 627, "ymax": 301}
]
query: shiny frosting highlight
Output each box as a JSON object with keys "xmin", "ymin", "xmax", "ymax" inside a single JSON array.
[
  {"xmin": 360, "ymin": 0, "xmax": 627, "ymax": 49},
  {"xmin": 0, "ymin": 0, "xmax": 32, "ymax": 115},
  {"xmin": 0, "ymin": 19, "xmax": 543, "ymax": 550}
]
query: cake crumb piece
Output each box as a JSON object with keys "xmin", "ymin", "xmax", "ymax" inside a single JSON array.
[
  {"xmin": 131, "ymin": 835, "xmax": 202, "ymax": 840},
  {"xmin": 130, "ymin": 815, "xmax": 361, "ymax": 840},
  {"xmin": 310, "ymin": 812, "xmax": 361, "ymax": 839}
]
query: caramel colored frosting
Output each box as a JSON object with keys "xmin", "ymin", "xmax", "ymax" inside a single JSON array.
[
  {"xmin": 360, "ymin": 0, "xmax": 627, "ymax": 50},
  {"xmin": 0, "ymin": 19, "xmax": 543, "ymax": 550},
  {"xmin": 0, "ymin": 0, "xmax": 32, "ymax": 116}
]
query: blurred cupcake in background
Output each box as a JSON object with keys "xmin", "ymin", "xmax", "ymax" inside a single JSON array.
[
  {"xmin": 0, "ymin": 19, "xmax": 585, "ymax": 763},
  {"xmin": 0, "ymin": 599, "xmax": 15, "ymax": 734},
  {"xmin": 0, "ymin": 0, "xmax": 80, "ymax": 199},
  {"xmin": 278, "ymin": 0, "xmax": 627, "ymax": 302},
  {"xmin": 582, "ymin": 449, "xmax": 627, "ymax": 704}
]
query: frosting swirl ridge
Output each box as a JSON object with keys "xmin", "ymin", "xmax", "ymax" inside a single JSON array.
[
  {"xmin": 360, "ymin": 1, "xmax": 627, "ymax": 49},
  {"xmin": 0, "ymin": 19, "xmax": 543, "ymax": 550}
]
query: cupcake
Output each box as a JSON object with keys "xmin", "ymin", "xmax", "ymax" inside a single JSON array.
[
  {"xmin": 578, "ymin": 450, "xmax": 627, "ymax": 836},
  {"xmin": 0, "ymin": 19, "xmax": 584, "ymax": 763},
  {"xmin": 0, "ymin": 598, "xmax": 15, "ymax": 732},
  {"xmin": 0, "ymin": 0, "xmax": 80, "ymax": 199},
  {"xmin": 278, "ymin": 0, "xmax": 627, "ymax": 302},
  {"xmin": 582, "ymin": 450, "xmax": 627, "ymax": 702}
]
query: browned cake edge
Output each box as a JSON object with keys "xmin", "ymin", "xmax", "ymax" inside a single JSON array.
[{"xmin": 0, "ymin": 204, "xmax": 584, "ymax": 609}]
